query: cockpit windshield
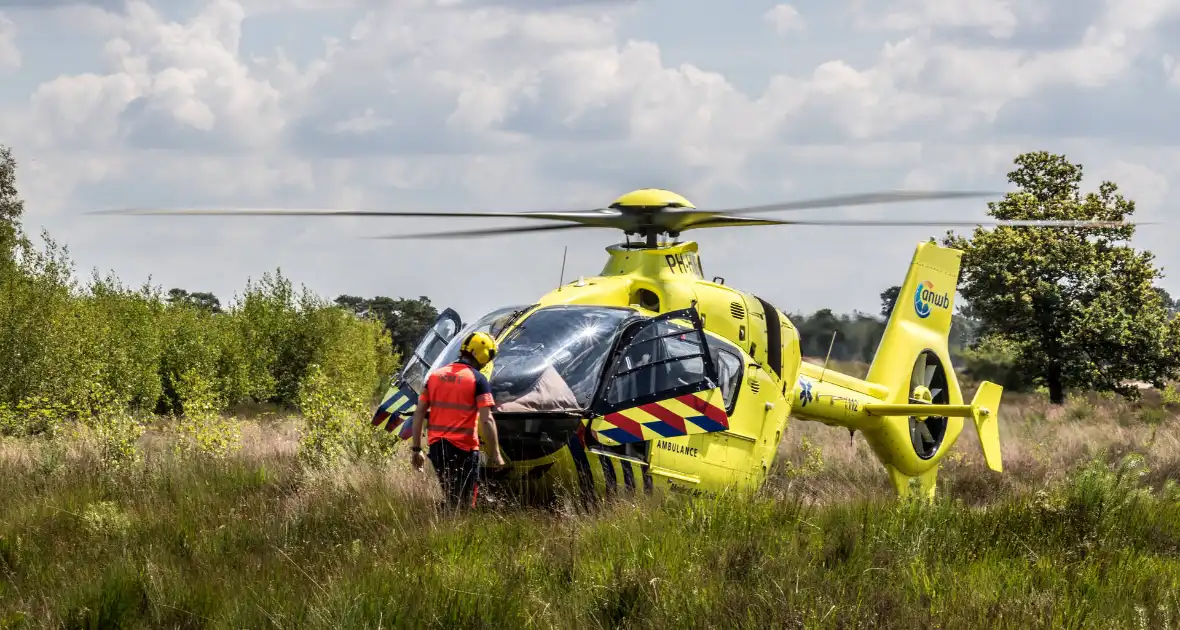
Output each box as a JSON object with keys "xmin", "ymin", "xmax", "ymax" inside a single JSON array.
[
  {"xmin": 490, "ymin": 305, "xmax": 636, "ymax": 413},
  {"xmin": 430, "ymin": 304, "xmax": 530, "ymax": 371},
  {"xmin": 399, "ymin": 305, "xmax": 528, "ymax": 395}
]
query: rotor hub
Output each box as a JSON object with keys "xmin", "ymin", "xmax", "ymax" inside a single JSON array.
[
  {"xmin": 911, "ymin": 385, "xmax": 933, "ymax": 404},
  {"xmin": 606, "ymin": 190, "xmax": 699, "ymax": 247}
]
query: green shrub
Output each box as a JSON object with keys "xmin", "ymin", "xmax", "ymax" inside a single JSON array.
[
  {"xmin": 157, "ymin": 303, "xmax": 225, "ymax": 414},
  {"xmin": 2, "ymin": 144, "xmax": 398, "ymax": 453},
  {"xmin": 958, "ymin": 335, "xmax": 1032, "ymax": 391},
  {"xmin": 1160, "ymin": 383, "xmax": 1180, "ymax": 407},
  {"xmin": 295, "ymin": 363, "xmax": 360, "ymax": 470},
  {"xmin": 0, "ymin": 236, "xmax": 396, "ymax": 432},
  {"xmin": 78, "ymin": 379, "xmax": 146, "ymax": 474},
  {"xmin": 173, "ymin": 369, "xmax": 241, "ymax": 459}
]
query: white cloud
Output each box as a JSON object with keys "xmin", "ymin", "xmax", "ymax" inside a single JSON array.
[
  {"xmin": 21, "ymin": 0, "xmax": 287, "ymax": 153},
  {"xmin": 330, "ymin": 108, "xmax": 393, "ymax": 134},
  {"xmin": 16, "ymin": 0, "xmax": 1160, "ymax": 168},
  {"xmin": 4, "ymin": 0, "xmax": 1180, "ymax": 318},
  {"xmin": 1165, "ymin": 54, "xmax": 1180, "ymax": 87},
  {"xmin": 764, "ymin": 4, "xmax": 804, "ymax": 35},
  {"xmin": 1095, "ymin": 160, "xmax": 1170, "ymax": 212},
  {"xmin": 0, "ymin": 12, "xmax": 18, "ymax": 70},
  {"xmin": 853, "ymin": 0, "xmax": 1020, "ymax": 37}
]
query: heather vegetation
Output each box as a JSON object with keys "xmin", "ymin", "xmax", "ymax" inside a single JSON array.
[
  {"xmin": 4, "ymin": 143, "xmax": 1180, "ymax": 627},
  {"xmin": 2, "ymin": 392, "xmax": 1179, "ymax": 629}
]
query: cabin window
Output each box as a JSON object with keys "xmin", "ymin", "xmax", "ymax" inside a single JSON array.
[
  {"xmin": 604, "ymin": 320, "xmax": 712, "ymax": 407},
  {"xmin": 710, "ymin": 345, "xmax": 743, "ymax": 412}
]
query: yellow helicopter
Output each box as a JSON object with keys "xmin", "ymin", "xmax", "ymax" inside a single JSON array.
[{"xmin": 103, "ymin": 188, "xmax": 1127, "ymax": 504}]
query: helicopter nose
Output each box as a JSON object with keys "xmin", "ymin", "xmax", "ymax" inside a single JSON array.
[{"xmin": 492, "ymin": 413, "xmax": 584, "ymax": 464}]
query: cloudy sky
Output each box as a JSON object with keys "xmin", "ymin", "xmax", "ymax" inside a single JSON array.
[{"xmin": 1, "ymin": 0, "xmax": 1178, "ymax": 322}]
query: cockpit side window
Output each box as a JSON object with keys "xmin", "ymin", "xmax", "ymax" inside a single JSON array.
[
  {"xmin": 399, "ymin": 308, "xmax": 462, "ymax": 394},
  {"xmin": 706, "ymin": 339, "xmax": 743, "ymax": 413}
]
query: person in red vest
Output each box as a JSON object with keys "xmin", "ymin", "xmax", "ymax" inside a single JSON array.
[{"xmin": 409, "ymin": 331, "xmax": 506, "ymax": 509}]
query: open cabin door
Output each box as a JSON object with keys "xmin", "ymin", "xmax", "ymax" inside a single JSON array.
[
  {"xmin": 371, "ymin": 308, "xmax": 463, "ymax": 439},
  {"xmin": 585, "ymin": 307, "xmax": 729, "ymax": 456}
]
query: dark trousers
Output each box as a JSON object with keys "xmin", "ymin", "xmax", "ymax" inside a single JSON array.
[{"xmin": 428, "ymin": 439, "xmax": 481, "ymax": 509}]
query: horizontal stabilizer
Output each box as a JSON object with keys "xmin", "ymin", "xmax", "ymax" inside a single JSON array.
[
  {"xmin": 863, "ymin": 403, "xmax": 975, "ymax": 418},
  {"xmin": 865, "ymin": 380, "xmax": 1003, "ymax": 472}
]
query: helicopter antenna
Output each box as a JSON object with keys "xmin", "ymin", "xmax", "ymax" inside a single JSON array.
[
  {"xmin": 819, "ymin": 330, "xmax": 838, "ymax": 384},
  {"xmin": 558, "ymin": 245, "xmax": 568, "ymax": 288}
]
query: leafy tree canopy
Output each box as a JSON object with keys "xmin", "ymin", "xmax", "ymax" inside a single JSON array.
[
  {"xmin": 879, "ymin": 285, "xmax": 901, "ymax": 319},
  {"xmin": 166, "ymin": 288, "xmax": 223, "ymax": 313},
  {"xmin": 334, "ymin": 295, "xmax": 439, "ymax": 360},
  {"xmin": 942, "ymin": 150, "xmax": 1180, "ymax": 403},
  {"xmin": 1, "ymin": 144, "xmax": 26, "ymax": 265},
  {"xmin": 1153, "ymin": 287, "xmax": 1179, "ymax": 313}
]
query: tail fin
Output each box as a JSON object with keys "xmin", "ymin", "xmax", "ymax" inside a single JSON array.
[
  {"xmin": 971, "ymin": 381, "xmax": 1003, "ymax": 472},
  {"xmin": 866, "ymin": 240, "xmax": 962, "ymax": 401}
]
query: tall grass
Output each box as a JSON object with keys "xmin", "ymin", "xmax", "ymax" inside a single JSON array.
[{"xmin": 2, "ymin": 396, "xmax": 1179, "ymax": 629}]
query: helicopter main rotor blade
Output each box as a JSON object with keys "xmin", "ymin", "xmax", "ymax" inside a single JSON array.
[
  {"xmin": 674, "ymin": 215, "xmax": 793, "ymax": 230},
  {"xmin": 709, "ymin": 190, "xmax": 1002, "ymax": 215},
  {"xmin": 91, "ymin": 206, "xmax": 620, "ymax": 224},
  {"xmin": 368, "ymin": 222, "xmax": 604, "ymax": 239},
  {"xmin": 686, "ymin": 217, "xmax": 1147, "ymax": 229},
  {"xmin": 91, "ymin": 190, "xmax": 1000, "ymax": 224},
  {"xmin": 91, "ymin": 191, "xmax": 1146, "ymax": 237}
]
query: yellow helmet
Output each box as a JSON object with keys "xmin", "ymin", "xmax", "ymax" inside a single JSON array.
[{"xmin": 460, "ymin": 331, "xmax": 497, "ymax": 366}]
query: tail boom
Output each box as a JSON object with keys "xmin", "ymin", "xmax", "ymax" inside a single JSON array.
[{"xmin": 789, "ymin": 363, "xmax": 890, "ymax": 432}]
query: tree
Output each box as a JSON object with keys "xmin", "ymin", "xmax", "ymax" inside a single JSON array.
[
  {"xmin": 1153, "ymin": 287, "xmax": 1179, "ymax": 314},
  {"xmin": 166, "ymin": 288, "xmax": 223, "ymax": 313},
  {"xmin": 791, "ymin": 308, "xmax": 887, "ymax": 363},
  {"xmin": 942, "ymin": 151, "xmax": 1180, "ymax": 404},
  {"xmin": 949, "ymin": 300, "xmax": 983, "ymax": 350},
  {"xmin": 879, "ymin": 285, "xmax": 901, "ymax": 319},
  {"xmin": 0, "ymin": 144, "xmax": 25, "ymax": 265},
  {"xmin": 333, "ymin": 295, "xmax": 369, "ymax": 317},
  {"xmin": 334, "ymin": 295, "xmax": 439, "ymax": 359}
]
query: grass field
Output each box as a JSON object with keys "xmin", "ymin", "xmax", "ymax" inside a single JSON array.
[{"xmin": 3, "ymin": 390, "xmax": 1180, "ymax": 629}]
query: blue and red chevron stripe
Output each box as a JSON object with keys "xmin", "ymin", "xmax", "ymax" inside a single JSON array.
[
  {"xmin": 591, "ymin": 390, "xmax": 729, "ymax": 445},
  {"xmin": 370, "ymin": 383, "xmax": 418, "ymax": 439}
]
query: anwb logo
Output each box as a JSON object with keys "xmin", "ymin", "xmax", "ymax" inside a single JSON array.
[{"xmin": 913, "ymin": 280, "xmax": 950, "ymax": 319}]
